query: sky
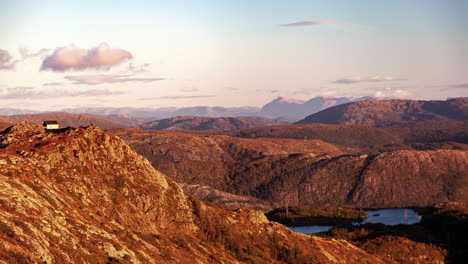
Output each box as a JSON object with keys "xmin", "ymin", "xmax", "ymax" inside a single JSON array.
[{"xmin": 0, "ymin": 0, "xmax": 467, "ymax": 110}]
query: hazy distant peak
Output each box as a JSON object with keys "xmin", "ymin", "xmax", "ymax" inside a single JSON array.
[
  {"xmin": 271, "ymin": 96, "xmax": 305, "ymax": 104},
  {"xmin": 261, "ymin": 95, "xmax": 359, "ymax": 119}
]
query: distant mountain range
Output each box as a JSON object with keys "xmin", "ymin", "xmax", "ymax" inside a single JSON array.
[
  {"xmin": 140, "ymin": 116, "xmax": 287, "ymax": 131},
  {"xmin": 1, "ymin": 96, "xmax": 376, "ymax": 120},
  {"xmin": 1, "ymin": 97, "xmax": 466, "ymax": 130},
  {"xmin": 61, "ymin": 106, "xmax": 261, "ymax": 118},
  {"xmin": 259, "ymin": 96, "xmax": 374, "ymax": 119}
]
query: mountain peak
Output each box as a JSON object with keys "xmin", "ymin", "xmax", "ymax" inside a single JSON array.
[
  {"xmin": 272, "ymin": 96, "xmax": 305, "ymax": 104},
  {"xmin": 296, "ymin": 98, "xmax": 468, "ymax": 126}
]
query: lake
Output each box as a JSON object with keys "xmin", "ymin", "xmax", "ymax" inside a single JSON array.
[{"xmin": 289, "ymin": 208, "xmax": 422, "ymax": 234}]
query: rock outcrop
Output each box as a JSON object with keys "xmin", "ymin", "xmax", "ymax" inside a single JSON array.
[
  {"xmin": 0, "ymin": 112, "xmax": 129, "ymax": 129},
  {"xmin": 296, "ymin": 98, "xmax": 468, "ymax": 126},
  {"xmin": 1, "ymin": 122, "xmax": 398, "ymax": 263},
  {"xmin": 111, "ymin": 128, "xmax": 467, "ymax": 208}
]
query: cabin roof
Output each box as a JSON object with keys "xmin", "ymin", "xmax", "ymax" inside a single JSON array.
[{"xmin": 43, "ymin": 120, "xmax": 59, "ymax": 125}]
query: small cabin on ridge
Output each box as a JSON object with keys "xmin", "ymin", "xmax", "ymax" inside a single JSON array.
[{"xmin": 43, "ymin": 120, "xmax": 59, "ymax": 130}]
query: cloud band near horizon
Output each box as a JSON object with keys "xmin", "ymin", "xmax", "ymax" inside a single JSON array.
[
  {"xmin": 332, "ymin": 76, "xmax": 406, "ymax": 84},
  {"xmin": 280, "ymin": 20, "xmax": 342, "ymax": 27},
  {"xmin": 0, "ymin": 86, "xmax": 123, "ymax": 99},
  {"xmin": 64, "ymin": 74, "xmax": 164, "ymax": 85}
]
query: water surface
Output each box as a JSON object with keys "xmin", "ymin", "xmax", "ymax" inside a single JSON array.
[{"xmin": 289, "ymin": 208, "xmax": 421, "ymax": 234}]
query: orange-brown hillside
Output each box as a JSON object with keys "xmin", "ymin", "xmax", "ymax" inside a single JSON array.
[
  {"xmin": 110, "ymin": 128, "xmax": 468, "ymax": 208},
  {"xmin": 296, "ymin": 98, "xmax": 468, "ymax": 126},
  {"xmin": 140, "ymin": 115, "xmax": 287, "ymax": 131},
  {"xmin": 0, "ymin": 122, "xmax": 411, "ymax": 263},
  {"xmin": 0, "ymin": 112, "xmax": 131, "ymax": 129}
]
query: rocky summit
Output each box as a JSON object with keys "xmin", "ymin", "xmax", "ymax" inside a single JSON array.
[
  {"xmin": 296, "ymin": 98, "xmax": 468, "ymax": 126},
  {"xmin": 0, "ymin": 122, "xmax": 419, "ymax": 264}
]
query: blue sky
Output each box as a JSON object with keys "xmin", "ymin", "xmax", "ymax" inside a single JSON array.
[{"xmin": 0, "ymin": 0, "xmax": 467, "ymax": 110}]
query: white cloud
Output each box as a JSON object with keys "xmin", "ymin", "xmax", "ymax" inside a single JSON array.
[
  {"xmin": 141, "ymin": 95, "xmax": 215, "ymax": 100},
  {"xmin": 374, "ymin": 87, "xmax": 411, "ymax": 99},
  {"xmin": 0, "ymin": 87, "xmax": 123, "ymax": 99}
]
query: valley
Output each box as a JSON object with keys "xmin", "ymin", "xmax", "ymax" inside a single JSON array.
[{"xmin": 1, "ymin": 97, "xmax": 467, "ymax": 263}]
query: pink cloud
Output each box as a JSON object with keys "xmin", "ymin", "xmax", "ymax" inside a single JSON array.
[
  {"xmin": 0, "ymin": 86, "xmax": 123, "ymax": 99},
  {"xmin": 41, "ymin": 43, "xmax": 132, "ymax": 71}
]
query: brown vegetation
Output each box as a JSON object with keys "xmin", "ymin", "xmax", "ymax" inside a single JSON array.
[
  {"xmin": 140, "ymin": 115, "xmax": 288, "ymax": 131},
  {"xmin": 0, "ymin": 122, "xmax": 399, "ymax": 263},
  {"xmin": 110, "ymin": 128, "xmax": 467, "ymax": 208},
  {"xmin": 0, "ymin": 112, "xmax": 132, "ymax": 129},
  {"xmin": 296, "ymin": 98, "xmax": 468, "ymax": 126}
]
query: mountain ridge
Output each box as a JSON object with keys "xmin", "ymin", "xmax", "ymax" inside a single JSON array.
[
  {"xmin": 110, "ymin": 127, "xmax": 468, "ymax": 208},
  {"xmin": 297, "ymin": 98, "xmax": 468, "ymax": 126},
  {"xmin": 0, "ymin": 122, "xmax": 398, "ymax": 263},
  {"xmin": 140, "ymin": 116, "xmax": 288, "ymax": 131}
]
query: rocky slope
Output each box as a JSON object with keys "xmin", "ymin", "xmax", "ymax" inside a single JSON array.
[
  {"xmin": 110, "ymin": 129, "xmax": 467, "ymax": 208},
  {"xmin": 225, "ymin": 121, "xmax": 468, "ymax": 151},
  {"xmin": 140, "ymin": 116, "xmax": 287, "ymax": 131},
  {"xmin": 0, "ymin": 122, "xmax": 401, "ymax": 263},
  {"xmin": 242, "ymin": 150, "xmax": 467, "ymax": 207},
  {"xmin": 180, "ymin": 184, "xmax": 279, "ymax": 212},
  {"xmin": 0, "ymin": 112, "xmax": 129, "ymax": 129},
  {"xmin": 97, "ymin": 114, "xmax": 150, "ymax": 127},
  {"xmin": 227, "ymin": 123, "xmax": 406, "ymax": 150},
  {"xmin": 297, "ymin": 98, "xmax": 468, "ymax": 126}
]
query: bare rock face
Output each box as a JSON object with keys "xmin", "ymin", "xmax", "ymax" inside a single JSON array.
[
  {"xmin": 252, "ymin": 149, "xmax": 467, "ymax": 207},
  {"xmin": 111, "ymin": 128, "xmax": 467, "ymax": 208},
  {"xmin": 346, "ymin": 150, "xmax": 468, "ymax": 207},
  {"xmin": 297, "ymin": 98, "xmax": 468, "ymax": 126},
  {"xmin": 180, "ymin": 183, "xmax": 279, "ymax": 212},
  {"xmin": 0, "ymin": 112, "xmax": 129, "ymax": 129},
  {"xmin": 0, "ymin": 123, "xmax": 397, "ymax": 263},
  {"xmin": 2, "ymin": 121, "xmax": 45, "ymax": 135}
]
